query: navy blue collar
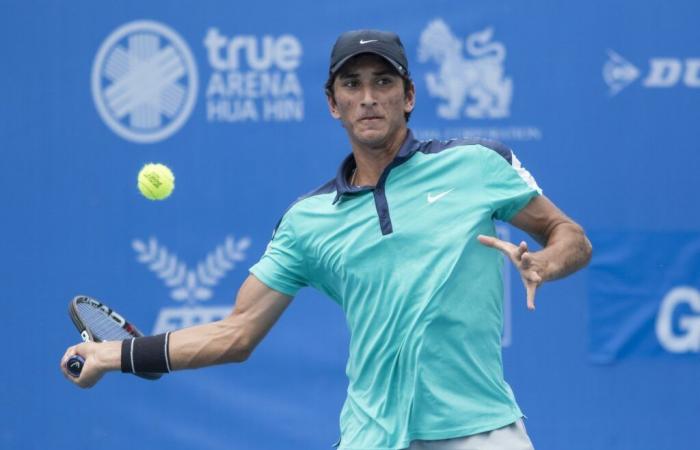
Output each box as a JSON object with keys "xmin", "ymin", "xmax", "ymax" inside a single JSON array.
[{"xmin": 332, "ymin": 129, "xmax": 421, "ymax": 204}]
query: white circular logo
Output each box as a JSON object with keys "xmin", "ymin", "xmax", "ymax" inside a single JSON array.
[{"xmin": 91, "ymin": 20, "xmax": 198, "ymax": 143}]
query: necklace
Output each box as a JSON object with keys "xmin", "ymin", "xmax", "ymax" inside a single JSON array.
[{"xmin": 351, "ymin": 168, "xmax": 358, "ymax": 186}]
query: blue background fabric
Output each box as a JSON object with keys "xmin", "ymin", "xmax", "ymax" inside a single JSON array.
[{"xmin": 1, "ymin": 1, "xmax": 698, "ymax": 449}]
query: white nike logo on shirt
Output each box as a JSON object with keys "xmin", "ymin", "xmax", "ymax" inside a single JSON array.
[
  {"xmin": 359, "ymin": 39, "xmax": 378, "ymax": 44},
  {"xmin": 427, "ymin": 189, "xmax": 455, "ymax": 204}
]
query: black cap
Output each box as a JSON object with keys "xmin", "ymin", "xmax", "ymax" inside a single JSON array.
[{"xmin": 329, "ymin": 29, "xmax": 409, "ymax": 77}]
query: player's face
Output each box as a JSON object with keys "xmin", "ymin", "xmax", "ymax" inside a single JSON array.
[{"xmin": 328, "ymin": 54, "xmax": 415, "ymax": 150}]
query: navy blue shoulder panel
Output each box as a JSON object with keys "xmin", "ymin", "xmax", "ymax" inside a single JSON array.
[
  {"xmin": 270, "ymin": 177, "xmax": 337, "ymax": 237},
  {"xmin": 417, "ymin": 137, "xmax": 513, "ymax": 165},
  {"xmin": 301, "ymin": 177, "xmax": 338, "ymax": 198}
]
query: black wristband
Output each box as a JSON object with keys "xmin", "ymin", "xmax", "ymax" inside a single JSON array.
[{"xmin": 120, "ymin": 332, "xmax": 172, "ymax": 374}]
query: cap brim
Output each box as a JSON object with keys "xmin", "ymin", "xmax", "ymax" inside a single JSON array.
[{"xmin": 330, "ymin": 50, "xmax": 406, "ymax": 76}]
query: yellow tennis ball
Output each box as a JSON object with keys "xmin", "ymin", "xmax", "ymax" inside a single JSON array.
[{"xmin": 137, "ymin": 163, "xmax": 175, "ymax": 200}]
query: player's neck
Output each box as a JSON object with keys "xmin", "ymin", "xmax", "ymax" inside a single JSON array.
[{"xmin": 350, "ymin": 128, "xmax": 407, "ymax": 187}]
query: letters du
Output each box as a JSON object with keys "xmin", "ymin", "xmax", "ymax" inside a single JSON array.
[{"xmin": 643, "ymin": 59, "xmax": 700, "ymax": 87}]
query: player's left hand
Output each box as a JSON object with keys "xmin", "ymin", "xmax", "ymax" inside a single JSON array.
[{"xmin": 477, "ymin": 235, "xmax": 548, "ymax": 310}]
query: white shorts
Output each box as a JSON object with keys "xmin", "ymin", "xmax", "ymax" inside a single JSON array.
[{"xmin": 404, "ymin": 419, "xmax": 535, "ymax": 450}]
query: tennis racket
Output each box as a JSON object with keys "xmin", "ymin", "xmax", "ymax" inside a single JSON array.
[{"xmin": 66, "ymin": 295, "xmax": 162, "ymax": 380}]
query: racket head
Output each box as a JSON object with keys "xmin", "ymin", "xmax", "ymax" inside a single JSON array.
[
  {"xmin": 67, "ymin": 295, "xmax": 161, "ymax": 380},
  {"xmin": 69, "ymin": 295, "xmax": 144, "ymax": 343}
]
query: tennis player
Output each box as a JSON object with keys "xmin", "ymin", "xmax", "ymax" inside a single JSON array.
[{"xmin": 61, "ymin": 29, "xmax": 592, "ymax": 450}]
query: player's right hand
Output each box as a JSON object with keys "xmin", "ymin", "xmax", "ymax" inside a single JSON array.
[{"xmin": 60, "ymin": 341, "xmax": 120, "ymax": 388}]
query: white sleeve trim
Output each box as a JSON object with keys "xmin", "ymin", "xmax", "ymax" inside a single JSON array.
[{"xmin": 511, "ymin": 152, "xmax": 543, "ymax": 195}]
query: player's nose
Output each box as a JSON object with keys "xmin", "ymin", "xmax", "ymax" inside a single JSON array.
[{"xmin": 359, "ymin": 86, "xmax": 378, "ymax": 107}]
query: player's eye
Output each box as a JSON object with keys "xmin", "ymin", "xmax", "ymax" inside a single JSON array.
[
  {"xmin": 377, "ymin": 77, "xmax": 393, "ymax": 86},
  {"xmin": 341, "ymin": 79, "xmax": 359, "ymax": 88}
]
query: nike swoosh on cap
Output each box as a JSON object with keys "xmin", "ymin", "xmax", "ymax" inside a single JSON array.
[{"xmin": 359, "ymin": 39, "xmax": 378, "ymax": 44}]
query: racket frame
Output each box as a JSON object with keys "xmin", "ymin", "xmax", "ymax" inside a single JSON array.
[{"xmin": 69, "ymin": 295, "xmax": 144, "ymax": 342}]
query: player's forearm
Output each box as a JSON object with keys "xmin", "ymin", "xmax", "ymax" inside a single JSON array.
[
  {"xmin": 167, "ymin": 317, "xmax": 252, "ymax": 370},
  {"xmin": 165, "ymin": 276, "xmax": 292, "ymax": 369},
  {"xmin": 536, "ymin": 221, "xmax": 592, "ymax": 281},
  {"xmin": 90, "ymin": 276, "xmax": 289, "ymax": 375},
  {"xmin": 90, "ymin": 317, "xmax": 251, "ymax": 374}
]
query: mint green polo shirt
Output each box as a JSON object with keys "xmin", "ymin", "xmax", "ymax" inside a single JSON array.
[{"xmin": 250, "ymin": 131, "xmax": 541, "ymax": 450}]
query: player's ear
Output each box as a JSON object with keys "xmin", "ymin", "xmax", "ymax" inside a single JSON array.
[
  {"xmin": 404, "ymin": 80, "xmax": 416, "ymax": 114},
  {"xmin": 327, "ymin": 92, "xmax": 341, "ymax": 119}
]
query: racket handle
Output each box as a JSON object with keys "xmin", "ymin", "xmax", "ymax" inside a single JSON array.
[{"xmin": 67, "ymin": 355, "xmax": 85, "ymax": 377}]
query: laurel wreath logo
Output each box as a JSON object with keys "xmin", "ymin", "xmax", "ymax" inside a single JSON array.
[{"xmin": 132, "ymin": 235, "xmax": 250, "ymax": 303}]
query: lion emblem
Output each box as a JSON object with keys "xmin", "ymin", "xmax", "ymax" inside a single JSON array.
[{"xmin": 418, "ymin": 19, "xmax": 512, "ymax": 119}]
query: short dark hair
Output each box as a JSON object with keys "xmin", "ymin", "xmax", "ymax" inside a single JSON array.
[{"xmin": 324, "ymin": 65, "xmax": 415, "ymax": 123}]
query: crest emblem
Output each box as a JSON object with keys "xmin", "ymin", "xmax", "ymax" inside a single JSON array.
[
  {"xmin": 132, "ymin": 235, "xmax": 250, "ymax": 333},
  {"xmin": 418, "ymin": 19, "xmax": 512, "ymax": 119}
]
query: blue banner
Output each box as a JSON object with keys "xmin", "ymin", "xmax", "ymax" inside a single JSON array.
[{"xmin": 589, "ymin": 232, "xmax": 700, "ymax": 363}]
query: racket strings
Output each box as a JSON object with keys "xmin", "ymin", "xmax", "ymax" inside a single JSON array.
[{"xmin": 76, "ymin": 302, "xmax": 134, "ymax": 341}]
